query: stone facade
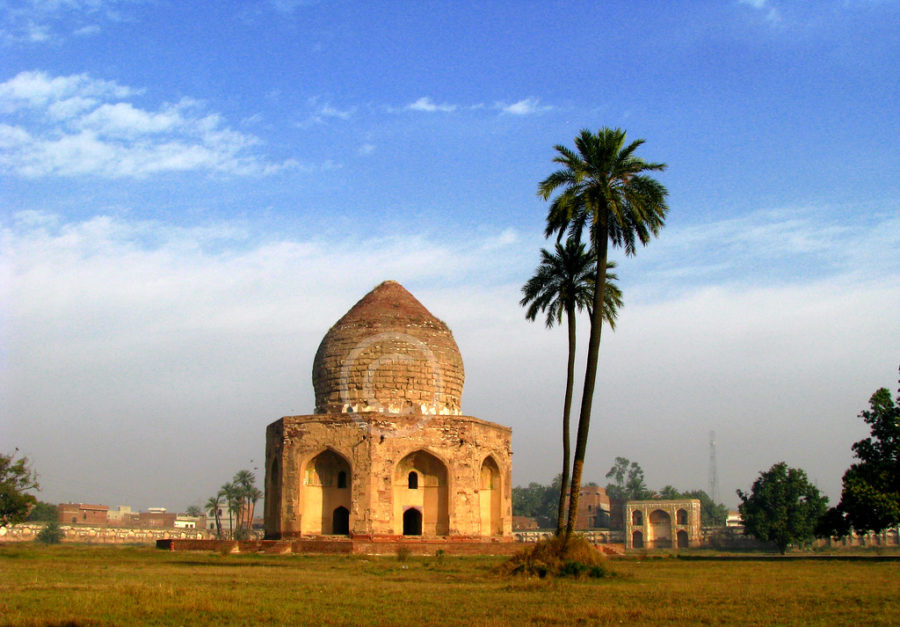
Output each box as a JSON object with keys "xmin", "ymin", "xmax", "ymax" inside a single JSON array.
[
  {"xmin": 265, "ymin": 281, "xmax": 512, "ymax": 540},
  {"xmin": 625, "ymin": 499, "xmax": 702, "ymax": 549}
]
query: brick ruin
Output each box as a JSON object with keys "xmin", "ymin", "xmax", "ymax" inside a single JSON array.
[{"xmin": 264, "ymin": 281, "xmax": 513, "ymax": 540}]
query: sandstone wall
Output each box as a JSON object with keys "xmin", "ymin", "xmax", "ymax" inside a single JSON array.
[{"xmin": 265, "ymin": 413, "xmax": 512, "ymax": 539}]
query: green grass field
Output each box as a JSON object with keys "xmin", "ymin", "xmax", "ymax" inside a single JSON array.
[{"xmin": 1, "ymin": 544, "xmax": 898, "ymax": 625}]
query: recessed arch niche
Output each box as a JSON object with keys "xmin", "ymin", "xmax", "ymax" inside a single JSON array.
[
  {"xmin": 393, "ymin": 450, "xmax": 449, "ymax": 536},
  {"xmin": 479, "ymin": 456, "xmax": 502, "ymax": 536},
  {"xmin": 301, "ymin": 449, "xmax": 352, "ymax": 535}
]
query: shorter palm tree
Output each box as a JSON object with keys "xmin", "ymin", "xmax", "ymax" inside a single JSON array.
[{"xmin": 205, "ymin": 494, "xmax": 223, "ymax": 539}]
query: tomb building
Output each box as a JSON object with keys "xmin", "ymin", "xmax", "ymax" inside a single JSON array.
[{"xmin": 264, "ymin": 281, "xmax": 513, "ymax": 539}]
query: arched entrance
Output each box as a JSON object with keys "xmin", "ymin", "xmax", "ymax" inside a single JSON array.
[
  {"xmin": 632, "ymin": 530, "xmax": 644, "ymax": 548},
  {"xmin": 479, "ymin": 456, "xmax": 502, "ymax": 536},
  {"xmin": 332, "ymin": 506, "xmax": 350, "ymax": 535},
  {"xmin": 677, "ymin": 530, "xmax": 689, "ymax": 548},
  {"xmin": 677, "ymin": 509, "xmax": 688, "ymax": 525},
  {"xmin": 403, "ymin": 508, "xmax": 423, "ymax": 536},
  {"xmin": 393, "ymin": 450, "xmax": 449, "ymax": 536},
  {"xmin": 301, "ymin": 449, "xmax": 351, "ymax": 535},
  {"xmin": 649, "ymin": 509, "xmax": 672, "ymax": 548}
]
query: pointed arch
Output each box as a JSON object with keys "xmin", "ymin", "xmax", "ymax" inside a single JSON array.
[
  {"xmin": 301, "ymin": 448, "xmax": 352, "ymax": 535},
  {"xmin": 479, "ymin": 456, "xmax": 502, "ymax": 536},
  {"xmin": 393, "ymin": 450, "xmax": 449, "ymax": 536}
]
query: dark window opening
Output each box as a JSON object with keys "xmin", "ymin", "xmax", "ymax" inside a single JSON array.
[
  {"xmin": 408, "ymin": 471, "xmax": 418, "ymax": 490},
  {"xmin": 337, "ymin": 470, "xmax": 347, "ymax": 489},
  {"xmin": 403, "ymin": 508, "xmax": 423, "ymax": 536},
  {"xmin": 332, "ymin": 506, "xmax": 350, "ymax": 535}
]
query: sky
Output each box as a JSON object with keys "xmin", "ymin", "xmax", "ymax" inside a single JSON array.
[{"xmin": 1, "ymin": 0, "xmax": 898, "ymax": 514}]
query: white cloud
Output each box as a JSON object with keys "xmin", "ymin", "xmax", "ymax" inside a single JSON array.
[
  {"xmin": 405, "ymin": 97, "xmax": 458, "ymax": 113},
  {"xmin": 358, "ymin": 143, "xmax": 376, "ymax": 156},
  {"xmin": 738, "ymin": 0, "xmax": 781, "ymax": 23},
  {"xmin": 2, "ymin": 211, "xmax": 897, "ymax": 509},
  {"xmin": 1, "ymin": 0, "xmax": 136, "ymax": 45},
  {"xmin": 0, "ymin": 71, "xmax": 296, "ymax": 178},
  {"xmin": 496, "ymin": 97, "xmax": 552, "ymax": 115}
]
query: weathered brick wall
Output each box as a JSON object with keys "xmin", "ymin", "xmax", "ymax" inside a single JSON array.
[{"xmin": 0, "ymin": 523, "xmax": 212, "ymax": 544}]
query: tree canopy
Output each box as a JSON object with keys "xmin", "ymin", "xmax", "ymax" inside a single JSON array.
[
  {"xmin": 818, "ymin": 376, "xmax": 899, "ymax": 536},
  {"xmin": 1, "ymin": 450, "xmax": 40, "ymax": 528},
  {"xmin": 604, "ymin": 457, "xmax": 651, "ymax": 501},
  {"xmin": 737, "ymin": 462, "xmax": 828, "ymax": 554}
]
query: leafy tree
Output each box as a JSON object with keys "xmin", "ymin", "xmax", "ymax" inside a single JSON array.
[
  {"xmin": 512, "ymin": 476, "xmax": 563, "ymax": 529},
  {"xmin": 233, "ymin": 469, "xmax": 262, "ymax": 529},
  {"xmin": 539, "ymin": 128, "xmax": 669, "ymax": 538},
  {"xmin": 36, "ymin": 520, "xmax": 64, "ymax": 544},
  {"xmin": 205, "ymin": 494, "xmax": 223, "ymax": 539},
  {"xmin": 604, "ymin": 457, "xmax": 651, "ymax": 500},
  {"xmin": 26, "ymin": 501, "xmax": 58, "ymax": 522},
  {"xmin": 1, "ymin": 449, "xmax": 40, "ymax": 528},
  {"xmin": 819, "ymin": 376, "xmax": 900, "ymax": 536},
  {"xmin": 185, "ymin": 505, "xmax": 203, "ymax": 517},
  {"xmin": 521, "ymin": 240, "xmax": 622, "ymax": 535},
  {"xmin": 737, "ymin": 462, "xmax": 828, "ymax": 554},
  {"xmin": 680, "ymin": 489, "xmax": 729, "ymax": 527}
]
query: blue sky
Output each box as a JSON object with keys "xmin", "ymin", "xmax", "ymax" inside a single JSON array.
[{"xmin": 2, "ymin": 0, "xmax": 898, "ymax": 512}]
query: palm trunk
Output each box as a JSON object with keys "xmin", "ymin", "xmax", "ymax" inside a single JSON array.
[
  {"xmin": 565, "ymin": 227, "xmax": 609, "ymax": 539},
  {"xmin": 555, "ymin": 305, "xmax": 577, "ymax": 535}
]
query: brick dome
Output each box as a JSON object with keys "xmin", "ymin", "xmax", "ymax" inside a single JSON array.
[{"xmin": 312, "ymin": 281, "xmax": 464, "ymax": 415}]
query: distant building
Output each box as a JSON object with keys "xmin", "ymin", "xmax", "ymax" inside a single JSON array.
[
  {"xmin": 726, "ymin": 510, "xmax": 744, "ymax": 528},
  {"xmin": 625, "ymin": 499, "xmax": 702, "ymax": 549},
  {"xmin": 139, "ymin": 508, "xmax": 176, "ymax": 528},
  {"xmin": 58, "ymin": 503, "xmax": 109, "ymax": 526},
  {"xmin": 174, "ymin": 514, "xmax": 207, "ymax": 530},
  {"xmin": 107, "ymin": 505, "xmax": 140, "ymax": 527},
  {"xmin": 513, "ymin": 516, "xmax": 539, "ymax": 531},
  {"xmin": 575, "ymin": 486, "xmax": 611, "ymax": 529}
]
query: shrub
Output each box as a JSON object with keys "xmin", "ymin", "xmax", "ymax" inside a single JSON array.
[
  {"xmin": 36, "ymin": 521, "xmax": 64, "ymax": 545},
  {"xmin": 499, "ymin": 534, "xmax": 610, "ymax": 579}
]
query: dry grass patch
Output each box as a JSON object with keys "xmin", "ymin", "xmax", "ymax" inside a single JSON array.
[{"xmin": 0, "ymin": 543, "xmax": 898, "ymax": 625}]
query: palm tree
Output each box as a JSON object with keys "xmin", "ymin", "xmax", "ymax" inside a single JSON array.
[
  {"xmin": 232, "ymin": 469, "xmax": 262, "ymax": 530},
  {"xmin": 205, "ymin": 494, "xmax": 223, "ymax": 539},
  {"xmin": 538, "ymin": 127, "xmax": 668, "ymax": 538},
  {"xmin": 219, "ymin": 483, "xmax": 240, "ymax": 539},
  {"xmin": 520, "ymin": 238, "xmax": 622, "ymax": 534}
]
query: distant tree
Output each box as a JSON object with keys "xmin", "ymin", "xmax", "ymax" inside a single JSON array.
[
  {"xmin": 605, "ymin": 457, "xmax": 651, "ymax": 500},
  {"xmin": 681, "ymin": 489, "xmax": 728, "ymax": 527},
  {"xmin": 36, "ymin": 520, "xmax": 64, "ymax": 544},
  {"xmin": 512, "ymin": 476, "xmax": 563, "ymax": 529},
  {"xmin": 539, "ymin": 127, "xmax": 669, "ymax": 538},
  {"xmin": 737, "ymin": 462, "xmax": 828, "ymax": 554},
  {"xmin": 658, "ymin": 485, "xmax": 681, "ymax": 500},
  {"xmin": 520, "ymin": 239, "xmax": 622, "ymax": 535},
  {"xmin": 1, "ymin": 449, "xmax": 39, "ymax": 528},
  {"xmin": 205, "ymin": 494, "xmax": 223, "ymax": 539},
  {"xmin": 219, "ymin": 483, "xmax": 240, "ymax": 539},
  {"xmin": 233, "ymin": 469, "xmax": 261, "ymax": 529},
  {"xmin": 818, "ymin": 376, "xmax": 899, "ymax": 537},
  {"xmin": 26, "ymin": 501, "xmax": 58, "ymax": 523},
  {"xmin": 185, "ymin": 505, "xmax": 203, "ymax": 517}
]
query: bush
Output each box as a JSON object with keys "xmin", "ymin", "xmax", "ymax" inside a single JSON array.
[
  {"xmin": 36, "ymin": 521, "xmax": 64, "ymax": 545},
  {"xmin": 499, "ymin": 534, "xmax": 610, "ymax": 579}
]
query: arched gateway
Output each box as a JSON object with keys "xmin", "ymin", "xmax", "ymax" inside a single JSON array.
[{"xmin": 264, "ymin": 281, "xmax": 513, "ymax": 540}]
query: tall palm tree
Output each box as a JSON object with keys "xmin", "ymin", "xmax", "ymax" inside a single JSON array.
[
  {"xmin": 538, "ymin": 127, "xmax": 668, "ymax": 538},
  {"xmin": 205, "ymin": 494, "xmax": 223, "ymax": 539},
  {"xmin": 520, "ymin": 239, "xmax": 622, "ymax": 534}
]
